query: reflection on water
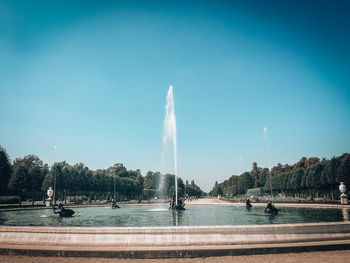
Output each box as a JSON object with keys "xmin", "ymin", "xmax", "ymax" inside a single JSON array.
[
  {"xmin": 148, "ymin": 208, "xmax": 168, "ymax": 212},
  {"xmin": 0, "ymin": 205, "xmax": 346, "ymax": 227},
  {"xmin": 172, "ymin": 210, "xmax": 184, "ymax": 226},
  {"xmin": 342, "ymin": 208, "xmax": 350, "ymax": 221},
  {"xmin": 266, "ymin": 213, "xmax": 278, "ymax": 224}
]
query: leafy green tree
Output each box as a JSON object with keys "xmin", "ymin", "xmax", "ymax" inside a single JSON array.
[
  {"xmin": 338, "ymin": 154, "xmax": 350, "ymax": 187},
  {"xmin": 294, "ymin": 168, "xmax": 304, "ymax": 192},
  {"xmin": 0, "ymin": 145, "xmax": 12, "ymax": 194},
  {"xmin": 251, "ymin": 162, "xmax": 262, "ymax": 188},
  {"xmin": 321, "ymin": 157, "xmax": 339, "ymax": 199},
  {"xmin": 177, "ymin": 177, "xmax": 185, "ymax": 196},
  {"xmin": 41, "ymin": 171, "xmax": 53, "ymax": 192},
  {"xmin": 217, "ymin": 186, "xmax": 223, "ymax": 196},
  {"xmin": 185, "ymin": 180, "xmax": 205, "ymax": 197},
  {"xmin": 240, "ymin": 172, "xmax": 254, "ymax": 194},
  {"xmin": 49, "ymin": 161, "xmax": 72, "ymax": 203},
  {"xmin": 307, "ymin": 163, "xmax": 324, "ymax": 197},
  {"xmin": 211, "ymin": 154, "xmax": 350, "ymax": 200},
  {"xmin": 9, "ymin": 155, "xmax": 47, "ymax": 203},
  {"xmin": 259, "ymin": 168, "xmax": 269, "ymax": 188},
  {"xmin": 210, "ymin": 185, "xmax": 223, "ymax": 196},
  {"xmin": 323, "ymin": 157, "xmax": 339, "ymax": 186}
]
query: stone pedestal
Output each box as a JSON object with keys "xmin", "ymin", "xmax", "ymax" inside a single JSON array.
[
  {"xmin": 340, "ymin": 193, "xmax": 348, "ymax": 205},
  {"xmin": 45, "ymin": 199, "xmax": 52, "ymax": 207}
]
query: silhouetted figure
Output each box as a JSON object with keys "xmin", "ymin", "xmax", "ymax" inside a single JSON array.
[
  {"xmin": 111, "ymin": 199, "xmax": 120, "ymax": 209},
  {"xmin": 53, "ymin": 203, "xmax": 75, "ymax": 217},
  {"xmin": 169, "ymin": 192, "xmax": 185, "ymax": 210},
  {"xmin": 264, "ymin": 201, "xmax": 278, "ymax": 215},
  {"xmin": 246, "ymin": 199, "xmax": 252, "ymax": 209}
]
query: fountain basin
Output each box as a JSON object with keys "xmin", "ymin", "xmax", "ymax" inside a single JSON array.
[
  {"xmin": 0, "ymin": 204, "xmax": 348, "ymax": 227},
  {"xmin": 0, "ymin": 203, "xmax": 350, "ymax": 257}
]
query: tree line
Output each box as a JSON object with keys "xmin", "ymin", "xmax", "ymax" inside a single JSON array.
[
  {"xmin": 0, "ymin": 145, "xmax": 205, "ymax": 204},
  {"xmin": 210, "ymin": 153, "xmax": 350, "ymax": 200}
]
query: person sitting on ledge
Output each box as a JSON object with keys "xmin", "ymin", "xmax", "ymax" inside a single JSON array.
[
  {"xmin": 246, "ymin": 198, "xmax": 252, "ymax": 209},
  {"xmin": 53, "ymin": 203, "xmax": 75, "ymax": 217},
  {"xmin": 264, "ymin": 201, "xmax": 278, "ymax": 215}
]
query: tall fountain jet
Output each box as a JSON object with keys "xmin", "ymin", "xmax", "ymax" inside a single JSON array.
[{"xmin": 162, "ymin": 85, "xmax": 178, "ymax": 207}]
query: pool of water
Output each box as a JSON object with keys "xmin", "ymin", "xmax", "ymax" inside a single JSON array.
[{"xmin": 0, "ymin": 205, "xmax": 348, "ymax": 227}]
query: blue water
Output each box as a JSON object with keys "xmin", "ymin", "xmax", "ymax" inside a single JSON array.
[{"xmin": 0, "ymin": 205, "xmax": 347, "ymax": 227}]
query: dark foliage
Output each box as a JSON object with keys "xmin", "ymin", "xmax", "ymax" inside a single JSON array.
[
  {"xmin": 210, "ymin": 153, "xmax": 350, "ymax": 200},
  {"xmin": 1, "ymin": 146, "xmax": 205, "ymax": 202}
]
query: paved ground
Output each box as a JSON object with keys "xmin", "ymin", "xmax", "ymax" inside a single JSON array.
[
  {"xmin": 185, "ymin": 198, "xmax": 230, "ymax": 205},
  {"xmin": 1, "ymin": 250, "xmax": 350, "ymax": 263}
]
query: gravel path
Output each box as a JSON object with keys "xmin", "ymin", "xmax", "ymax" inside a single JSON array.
[
  {"xmin": 1, "ymin": 250, "xmax": 350, "ymax": 263},
  {"xmin": 185, "ymin": 198, "xmax": 230, "ymax": 205}
]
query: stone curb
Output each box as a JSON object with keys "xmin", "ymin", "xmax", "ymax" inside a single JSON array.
[{"xmin": 1, "ymin": 240, "xmax": 350, "ymax": 258}]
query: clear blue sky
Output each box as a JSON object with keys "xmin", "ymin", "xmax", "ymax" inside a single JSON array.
[{"xmin": 1, "ymin": 0, "xmax": 349, "ymax": 191}]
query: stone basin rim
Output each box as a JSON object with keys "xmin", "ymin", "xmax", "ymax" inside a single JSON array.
[
  {"xmin": 1, "ymin": 221, "xmax": 350, "ymax": 234},
  {"xmin": 1, "ymin": 221, "xmax": 350, "ymax": 258}
]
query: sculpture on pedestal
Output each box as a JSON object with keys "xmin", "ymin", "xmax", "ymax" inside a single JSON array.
[
  {"xmin": 46, "ymin": 187, "xmax": 53, "ymax": 207},
  {"xmin": 339, "ymin": 182, "xmax": 348, "ymax": 205}
]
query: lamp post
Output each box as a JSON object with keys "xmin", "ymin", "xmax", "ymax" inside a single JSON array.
[
  {"xmin": 53, "ymin": 171, "xmax": 57, "ymax": 206},
  {"xmin": 52, "ymin": 145, "xmax": 57, "ymax": 206},
  {"xmin": 113, "ymin": 174, "xmax": 116, "ymax": 201}
]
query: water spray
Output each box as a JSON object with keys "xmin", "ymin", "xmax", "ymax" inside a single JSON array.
[{"xmin": 162, "ymin": 85, "xmax": 178, "ymax": 206}]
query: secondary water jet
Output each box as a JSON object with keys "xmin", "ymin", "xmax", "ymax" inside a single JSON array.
[{"xmin": 264, "ymin": 126, "xmax": 274, "ymax": 198}]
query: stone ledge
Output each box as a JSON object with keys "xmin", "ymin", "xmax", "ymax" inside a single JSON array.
[
  {"xmin": 1, "ymin": 222, "xmax": 350, "ymax": 258},
  {"xmin": 2, "ymin": 221, "xmax": 350, "ymax": 234},
  {"xmin": 1, "ymin": 240, "xmax": 350, "ymax": 258}
]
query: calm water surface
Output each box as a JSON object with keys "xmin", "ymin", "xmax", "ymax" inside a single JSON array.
[{"xmin": 0, "ymin": 205, "xmax": 348, "ymax": 227}]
